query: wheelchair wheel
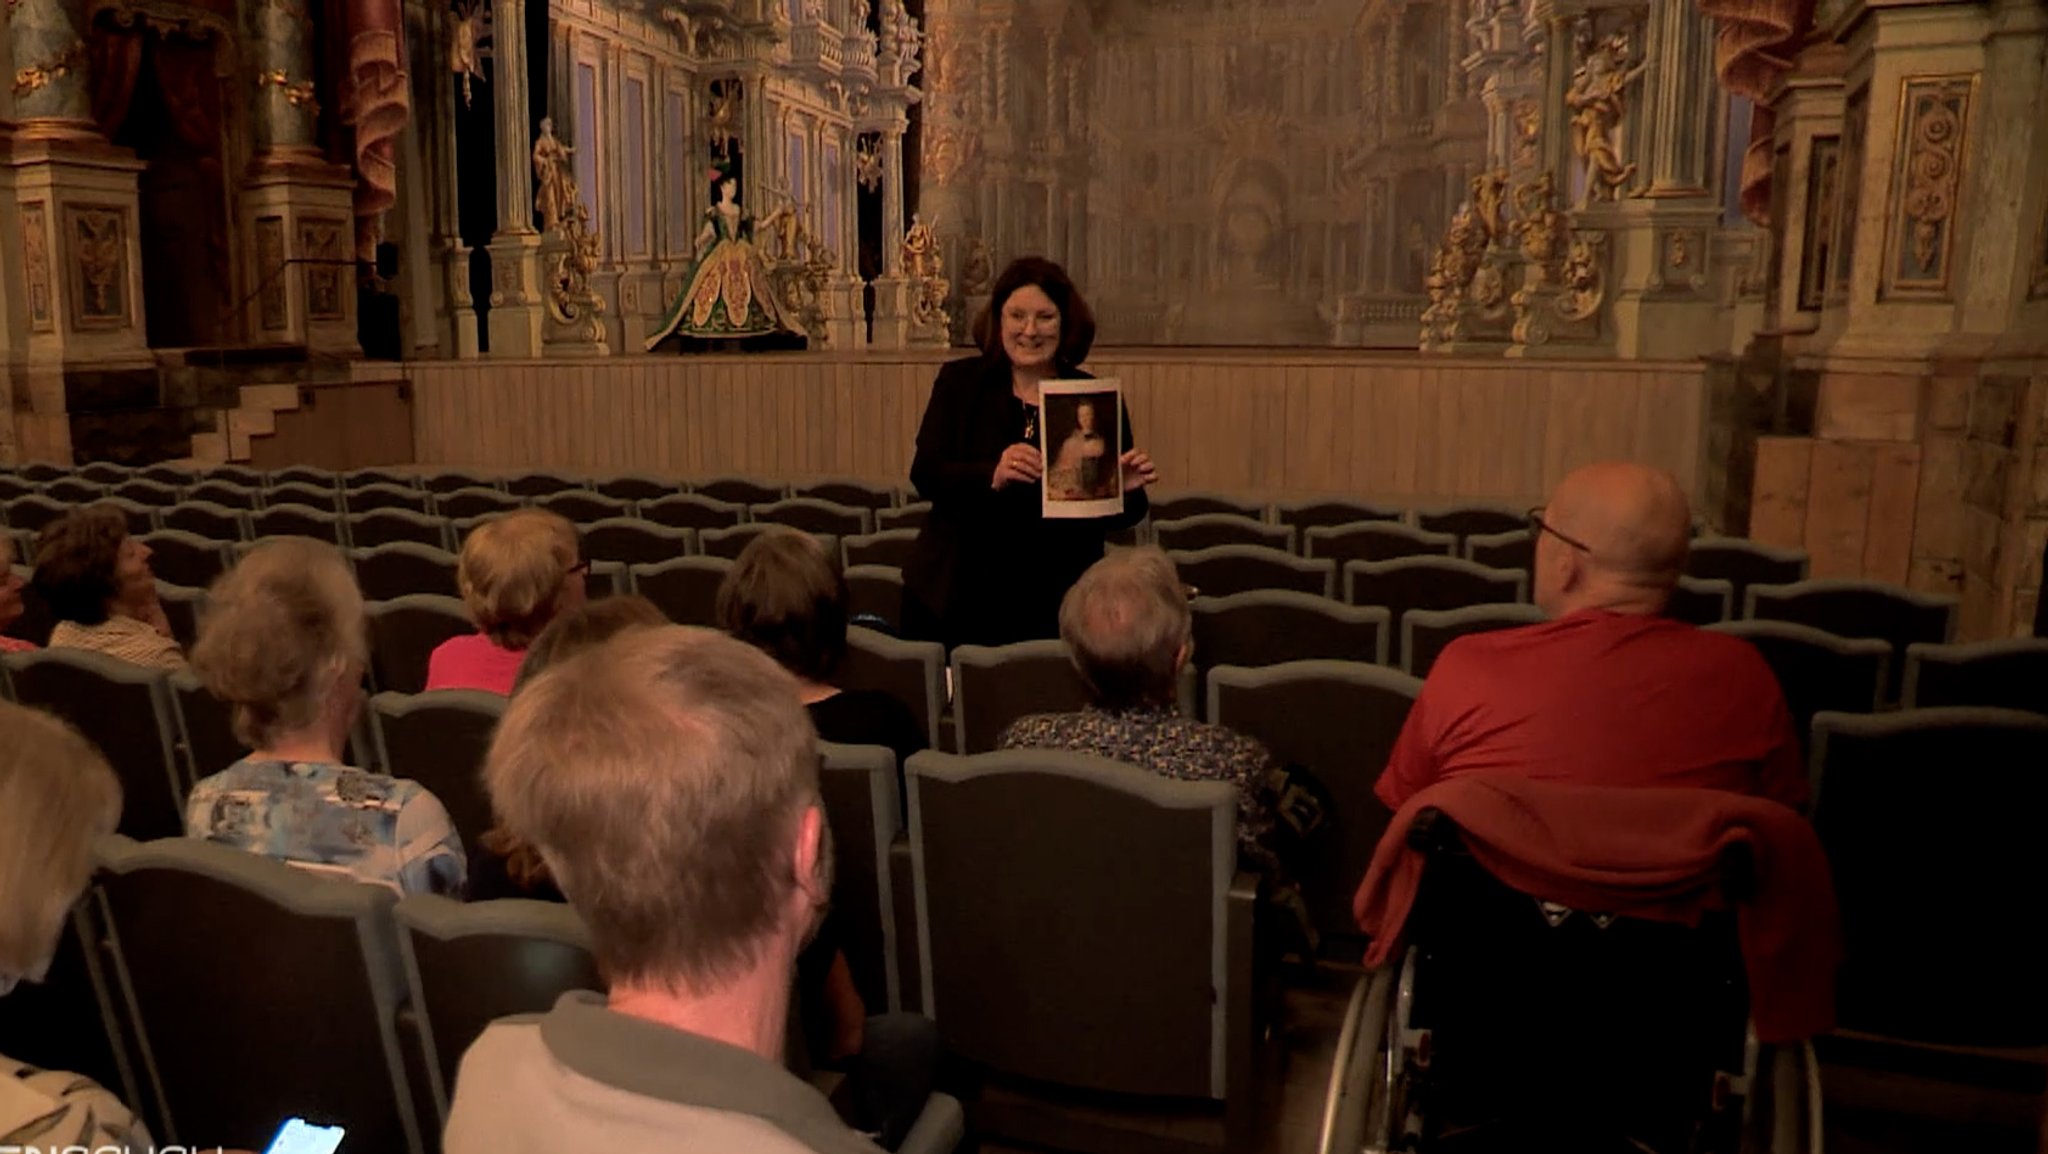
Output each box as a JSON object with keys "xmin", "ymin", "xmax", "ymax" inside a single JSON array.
[{"xmin": 1317, "ymin": 950, "xmax": 1426, "ymax": 1154}]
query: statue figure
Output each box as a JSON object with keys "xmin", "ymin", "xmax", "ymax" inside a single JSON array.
[
  {"xmin": 901, "ymin": 214, "xmax": 950, "ymax": 336},
  {"xmin": 1471, "ymin": 169, "xmax": 1509, "ymax": 247},
  {"xmin": 450, "ymin": 0, "xmax": 490, "ymax": 109},
  {"xmin": 1511, "ymin": 170, "xmax": 1567, "ymax": 270},
  {"xmin": 532, "ymin": 118, "xmax": 575, "ymax": 235},
  {"xmin": 1565, "ymin": 25, "xmax": 1646, "ymax": 203},
  {"xmin": 1417, "ymin": 202, "xmax": 1489, "ymax": 349},
  {"xmin": 758, "ymin": 196, "xmax": 805, "ymax": 264},
  {"xmin": 901, "ymin": 213, "xmax": 941, "ymax": 279},
  {"xmin": 706, "ymin": 82, "xmax": 741, "ymax": 156},
  {"xmin": 644, "ymin": 166, "xmax": 798, "ymax": 348},
  {"xmin": 960, "ymin": 235, "xmax": 993, "ymax": 296}
]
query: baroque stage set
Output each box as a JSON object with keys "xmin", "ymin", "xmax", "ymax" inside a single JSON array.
[{"xmin": 1, "ymin": 0, "xmax": 2045, "ymax": 637}]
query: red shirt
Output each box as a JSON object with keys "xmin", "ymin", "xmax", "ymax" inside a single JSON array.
[
  {"xmin": 1376, "ymin": 610, "xmax": 1806, "ymax": 811},
  {"xmin": 425, "ymin": 632, "xmax": 526, "ymax": 696}
]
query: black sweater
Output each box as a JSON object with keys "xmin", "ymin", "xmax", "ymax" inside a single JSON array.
[{"xmin": 902, "ymin": 355, "xmax": 1149, "ymax": 648}]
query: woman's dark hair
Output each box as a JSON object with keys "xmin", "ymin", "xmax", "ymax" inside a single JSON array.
[
  {"xmin": 31, "ymin": 504, "xmax": 129, "ymax": 626},
  {"xmin": 972, "ymin": 256, "xmax": 1097, "ymax": 368},
  {"xmin": 715, "ymin": 528, "xmax": 847, "ymax": 683},
  {"xmin": 487, "ymin": 594, "xmax": 671, "ymax": 891}
]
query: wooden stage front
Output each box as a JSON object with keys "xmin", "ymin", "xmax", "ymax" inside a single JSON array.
[{"xmin": 401, "ymin": 349, "xmax": 1709, "ymax": 505}]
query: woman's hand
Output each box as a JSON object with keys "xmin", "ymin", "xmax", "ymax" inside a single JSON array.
[
  {"xmin": 1121, "ymin": 449, "xmax": 1160, "ymax": 493},
  {"xmin": 992, "ymin": 443, "xmax": 1044, "ymax": 490}
]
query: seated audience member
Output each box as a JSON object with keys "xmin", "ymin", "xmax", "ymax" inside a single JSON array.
[
  {"xmin": 469, "ymin": 595, "xmax": 670, "ymax": 901},
  {"xmin": 0, "ymin": 701, "xmax": 151, "ymax": 1145},
  {"xmin": 999, "ymin": 546, "xmax": 1278, "ymax": 867},
  {"xmin": 718, "ymin": 529, "xmax": 926, "ymax": 768},
  {"xmin": 428, "ymin": 509, "xmax": 587, "ymax": 695},
  {"xmin": 452, "ymin": 628, "xmax": 921, "ymax": 1154},
  {"xmin": 185, "ymin": 538, "xmax": 465, "ymax": 896},
  {"xmin": 1, "ymin": 536, "xmax": 34, "ymax": 652},
  {"xmin": 1374, "ymin": 461, "xmax": 1804, "ymax": 813},
  {"xmin": 31, "ymin": 504, "xmax": 185, "ymax": 671}
]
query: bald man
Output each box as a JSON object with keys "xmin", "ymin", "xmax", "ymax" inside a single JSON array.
[{"xmin": 1374, "ymin": 462, "xmax": 1806, "ymax": 812}]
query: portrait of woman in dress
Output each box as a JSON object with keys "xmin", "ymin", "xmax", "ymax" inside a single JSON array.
[
  {"xmin": 901, "ymin": 256, "xmax": 1160, "ymax": 649},
  {"xmin": 1044, "ymin": 393, "xmax": 1120, "ymax": 502},
  {"xmin": 644, "ymin": 166, "xmax": 794, "ymax": 349}
]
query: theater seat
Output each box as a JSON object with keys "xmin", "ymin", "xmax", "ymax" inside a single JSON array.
[
  {"xmin": 1305, "ymin": 522, "xmax": 1458, "ymax": 566},
  {"xmin": 1189, "ymin": 590, "xmax": 1390, "ymax": 694},
  {"xmin": 351, "ymin": 542, "xmax": 461, "ymax": 601},
  {"xmin": 1344, "ymin": 557, "xmax": 1527, "ymax": 666},
  {"xmin": 638, "ymin": 492, "xmax": 748, "ymax": 532},
  {"xmin": 797, "ymin": 477, "xmax": 898, "ymax": 511},
  {"xmin": 1155, "ymin": 514, "xmax": 1296, "ymax": 555},
  {"xmin": 753, "ymin": 497, "xmax": 874, "ymax": 538},
  {"xmin": 268, "ymin": 466, "xmax": 338, "ymax": 491},
  {"xmin": 1149, "ymin": 490, "xmax": 1268, "ymax": 523},
  {"xmin": 110, "ymin": 478, "xmax": 182, "ymax": 507},
  {"xmin": 906, "ymin": 748, "xmax": 1262, "ymax": 1153},
  {"xmin": 534, "ymin": 488, "xmax": 634, "ymax": 524},
  {"xmin": 2, "ymin": 648, "xmax": 185, "ymax": 840},
  {"xmin": 1666, "ymin": 575, "xmax": 1734, "ymax": 626},
  {"xmin": 43, "ymin": 477, "xmax": 104, "ymax": 505},
  {"xmin": 844, "ymin": 529, "xmax": 919, "ymax": 570},
  {"xmin": 949, "ymin": 640, "xmax": 1088, "ymax": 754},
  {"xmin": 1686, "ymin": 537, "xmax": 1808, "ymax": 609},
  {"xmin": 1744, "ymin": 578, "xmax": 1957, "ymax": 703},
  {"xmin": 371, "ymin": 689, "xmax": 506, "ymax": 851},
  {"xmin": 182, "ymin": 479, "xmax": 262, "ymax": 510},
  {"xmin": 139, "ymin": 529, "xmax": 231, "ymax": 588},
  {"xmin": 155, "ymin": 580, "xmax": 205, "ymax": 649},
  {"xmin": 88, "ymin": 835, "xmax": 429, "ymax": 1154},
  {"xmin": 1707, "ymin": 620, "xmax": 1887, "ymax": 753},
  {"xmin": 5, "ymin": 494, "xmax": 73, "ymax": 534},
  {"xmin": 366, "ymin": 594, "xmax": 474, "ymax": 695},
  {"xmin": 251, "ymin": 503, "xmax": 345, "ymax": 545},
  {"xmin": 347, "ymin": 508, "xmax": 452, "ymax": 551},
  {"xmin": 1810, "ymin": 708, "xmax": 2048, "ymax": 1048},
  {"xmin": 592, "ymin": 472, "xmax": 681, "ymax": 502},
  {"xmin": 1413, "ymin": 501, "xmax": 1525, "ymax": 545},
  {"xmin": 503, "ymin": 470, "xmax": 586, "ymax": 498},
  {"xmin": 1902, "ymin": 638, "xmax": 2048, "ymax": 714},
  {"xmin": 265, "ymin": 481, "xmax": 343, "ymax": 513},
  {"xmin": 580, "ymin": 517, "xmax": 696, "ymax": 567},
  {"xmin": 393, "ymin": 895, "xmax": 600, "ymax": 1121},
  {"xmin": 160, "ymin": 500, "xmax": 249, "ymax": 542},
  {"xmin": 692, "ymin": 476, "xmax": 787, "ymax": 506},
  {"xmin": 1401, "ymin": 602, "xmax": 1546, "ymax": 678},
  {"xmin": 876, "ymin": 502, "xmax": 931, "ymax": 532},
  {"xmin": 1170, "ymin": 544, "xmax": 1335, "ymax": 599},
  {"xmin": 431, "ymin": 486, "xmax": 523, "ymax": 521},
  {"xmin": 629, "ymin": 555, "xmax": 733, "ymax": 626},
  {"xmin": 702, "ymin": 524, "xmax": 839, "ymax": 563},
  {"xmin": 170, "ymin": 667, "xmax": 247, "ymax": 782},
  {"xmin": 1207, "ymin": 660, "xmax": 1419, "ymax": 956},
  {"xmin": 819, "ymin": 742, "xmax": 909, "ymax": 1013},
  {"xmin": 845, "ymin": 564, "xmax": 904, "ymax": 633},
  {"xmin": 840, "ymin": 626, "xmax": 946, "ymax": 753},
  {"xmin": 414, "ymin": 469, "xmax": 498, "ymax": 494},
  {"xmin": 1272, "ymin": 498, "xmax": 1406, "ymax": 534},
  {"xmin": 346, "ymin": 482, "xmax": 433, "ymax": 516},
  {"xmin": 1462, "ymin": 529, "xmax": 1533, "ymax": 573}
]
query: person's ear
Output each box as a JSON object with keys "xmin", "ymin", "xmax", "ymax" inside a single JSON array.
[
  {"xmin": 792, "ymin": 805, "xmax": 827, "ymax": 906},
  {"xmin": 1175, "ymin": 638, "xmax": 1193, "ymax": 674}
]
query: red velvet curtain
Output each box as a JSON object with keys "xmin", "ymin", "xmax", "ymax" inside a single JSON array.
[{"xmin": 88, "ymin": 24, "xmax": 144, "ymax": 138}]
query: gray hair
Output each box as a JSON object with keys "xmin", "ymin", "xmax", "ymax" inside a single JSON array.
[
  {"xmin": 1059, "ymin": 547, "xmax": 1192, "ymax": 710},
  {"xmin": 0, "ymin": 701, "xmax": 121, "ymax": 983}
]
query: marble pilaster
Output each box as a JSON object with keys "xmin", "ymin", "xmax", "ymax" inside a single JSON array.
[{"xmin": 487, "ymin": 0, "xmax": 546, "ymax": 356}]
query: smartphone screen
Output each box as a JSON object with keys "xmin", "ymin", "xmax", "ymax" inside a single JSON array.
[{"xmin": 262, "ymin": 1118, "xmax": 346, "ymax": 1154}]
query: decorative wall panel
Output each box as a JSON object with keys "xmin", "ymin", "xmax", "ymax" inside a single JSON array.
[{"xmin": 1881, "ymin": 74, "xmax": 1975, "ymax": 300}]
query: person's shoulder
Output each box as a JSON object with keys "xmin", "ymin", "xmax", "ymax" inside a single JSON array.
[
  {"xmin": 0, "ymin": 1054, "xmax": 151, "ymax": 1145},
  {"xmin": 931, "ymin": 354, "xmax": 995, "ymax": 389},
  {"xmin": 997, "ymin": 711, "xmax": 1075, "ymax": 749},
  {"xmin": 1666, "ymin": 621, "xmax": 1782, "ymax": 682}
]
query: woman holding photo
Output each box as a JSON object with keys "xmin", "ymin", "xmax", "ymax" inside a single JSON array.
[{"xmin": 903, "ymin": 256, "xmax": 1159, "ymax": 648}]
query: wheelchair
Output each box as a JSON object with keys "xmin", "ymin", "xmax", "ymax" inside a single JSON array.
[{"xmin": 1318, "ymin": 808, "xmax": 1823, "ymax": 1154}]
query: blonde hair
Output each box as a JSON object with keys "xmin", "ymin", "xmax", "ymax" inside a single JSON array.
[
  {"xmin": 192, "ymin": 538, "xmax": 368, "ymax": 748},
  {"xmin": 0, "ymin": 701, "xmax": 121, "ymax": 979},
  {"xmin": 485, "ymin": 626, "xmax": 820, "ymax": 992},
  {"xmin": 1059, "ymin": 546, "xmax": 1192, "ymax": 710},
  {"xmin": 458, "ymin": 510, "xmax": 582, "ymax": 649}
]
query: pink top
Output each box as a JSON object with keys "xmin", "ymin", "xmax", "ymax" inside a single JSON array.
[
  {"xmin": 425, "ymin": 633, "xmax": 527, "ymax": 696},
  {"xmin": 0, "ymin": 636, "xmax": 37, "ymax": 653}
]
